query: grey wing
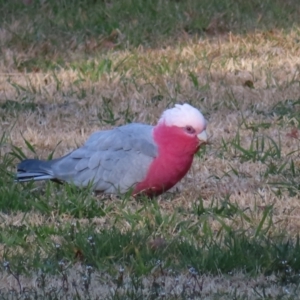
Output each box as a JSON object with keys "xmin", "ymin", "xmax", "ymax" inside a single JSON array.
[{"xmin": 49, "ymin": 124, "xmax": 157, "ymax": 193}]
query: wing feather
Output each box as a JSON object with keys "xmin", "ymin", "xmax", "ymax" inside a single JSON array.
[
  {"xmin": 88, "ymin": 151, "xmax": 104, "ymax": 169},
  {"xmin": 70, "ymin": 148, "xmax": 91, "ymax": 158},
  {"xmin": 73, "ymin": 168, "xmax": 97, "ymax": 186},
  {"xmin": 75, "ymin": 158, "xmax": 89, "ymax": 172}
]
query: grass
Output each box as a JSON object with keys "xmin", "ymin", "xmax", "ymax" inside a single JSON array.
[{"xmin": 0, "ymin": 0, "xmax": 300, "ymax": 298}]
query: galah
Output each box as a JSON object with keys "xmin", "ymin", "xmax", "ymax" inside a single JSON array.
[{"xmin": 16, "ymin": 103, "xmax": 208, "ymax": 197}]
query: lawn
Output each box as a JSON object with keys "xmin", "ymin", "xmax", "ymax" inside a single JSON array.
[{"xmin": 0, "ymin": 0, "xmax": 300, "ymax": 298}]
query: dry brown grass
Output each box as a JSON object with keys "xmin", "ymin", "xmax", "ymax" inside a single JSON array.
[{"xmin": 2, "ymin": 28, "xmax": 300, "ymax": 207}]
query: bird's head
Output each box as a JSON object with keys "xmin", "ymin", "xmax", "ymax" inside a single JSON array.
[{"xmin": 157, "ymin": 103, "xmax": 208, "ymax": 145}]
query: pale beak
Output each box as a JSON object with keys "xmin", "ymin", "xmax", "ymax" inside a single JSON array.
[{"xmin": 197, "ymin": 130, "xmax": 208, "ymax": 143}]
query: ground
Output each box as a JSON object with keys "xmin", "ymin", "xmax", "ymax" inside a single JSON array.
[{"xmin": 0, "ymin": 1, "xmax": 300, "ymax": 299}]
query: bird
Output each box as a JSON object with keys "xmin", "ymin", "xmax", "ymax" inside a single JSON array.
[{"xmin": 16, "ymin": 103, "xmax": 208, "ymax": 197}]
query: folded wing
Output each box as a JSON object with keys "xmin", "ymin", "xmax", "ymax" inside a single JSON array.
[{"xmin": 17, "ymin": 123, "xmax": 158, "ymax": 193}]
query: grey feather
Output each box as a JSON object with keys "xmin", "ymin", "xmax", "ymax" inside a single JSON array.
[
  {"xmin": 70, "ymin": 148, "xmax": 91, "ymax": 158},
  {"xmin": 74, "ymin": 158, "xmax": 89, "ymax": 172},
  {"xmin": 93, "ymin": 168, "xmax": 112, "ymax": 191},
  {"xmin": 101, "ymin": 158, "xmax": 117, "ymax": 171},
  {"xmin": 66, "ymin": 168, "xmax": 97, "ymax": 188},
  {"xmin": 88, "ymin": 151, "xmax": 104, "ymax": 169},
  {"xmin": 16, "ymin": 123, "xmax": 158, "ymax": 194}
]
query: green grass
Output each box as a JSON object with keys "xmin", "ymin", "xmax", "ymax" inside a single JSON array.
[
  {"xmin": 1, "ymin": 0, "xmax": 300, "ymax": 299},
  {"xmin": 1, "ymin": 133, "xmax": 300, "ymax": 296},
  {"xmin": 1, "ymin": 0, "xmax": 300, "ymax": 72}
]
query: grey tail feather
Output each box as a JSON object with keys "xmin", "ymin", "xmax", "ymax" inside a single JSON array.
[{"xmin": 16, "ymin": 159, "xmax": 55, "ymax": 182}]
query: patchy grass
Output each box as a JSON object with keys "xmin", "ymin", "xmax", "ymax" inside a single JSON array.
[{"xmin": 0, "ymin": 0, "xmax": 300, "ymax": 298}]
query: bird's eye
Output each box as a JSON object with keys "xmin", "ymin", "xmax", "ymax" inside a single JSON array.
[{"xmin": 185, "ymin": 126, "xmax": 196, "ymax": 134}]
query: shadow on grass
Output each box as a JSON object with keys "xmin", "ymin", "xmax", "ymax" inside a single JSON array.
[{"xmin": 1, "ymin": 0, "xmax": 299, "ymax": 72}]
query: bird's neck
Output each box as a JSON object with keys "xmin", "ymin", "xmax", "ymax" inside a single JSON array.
[{"xmin": 153, "ymin": 124, "xmax": 199, "ymax": 156}]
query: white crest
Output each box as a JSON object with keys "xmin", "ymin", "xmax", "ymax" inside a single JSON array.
[{"xmin": 158, "ymin": 103, "xmax": 206, "ymax": 131}]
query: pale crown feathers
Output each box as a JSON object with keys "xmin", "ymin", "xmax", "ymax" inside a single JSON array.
[{"xmin": 158, "ymin": 103, "xmax": 207, "ymax": 132}]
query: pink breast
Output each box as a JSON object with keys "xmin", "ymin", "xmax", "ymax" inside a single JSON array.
[{"xmin": 133, "ymin": 124, "xmax": 199, "ymax": 197}]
